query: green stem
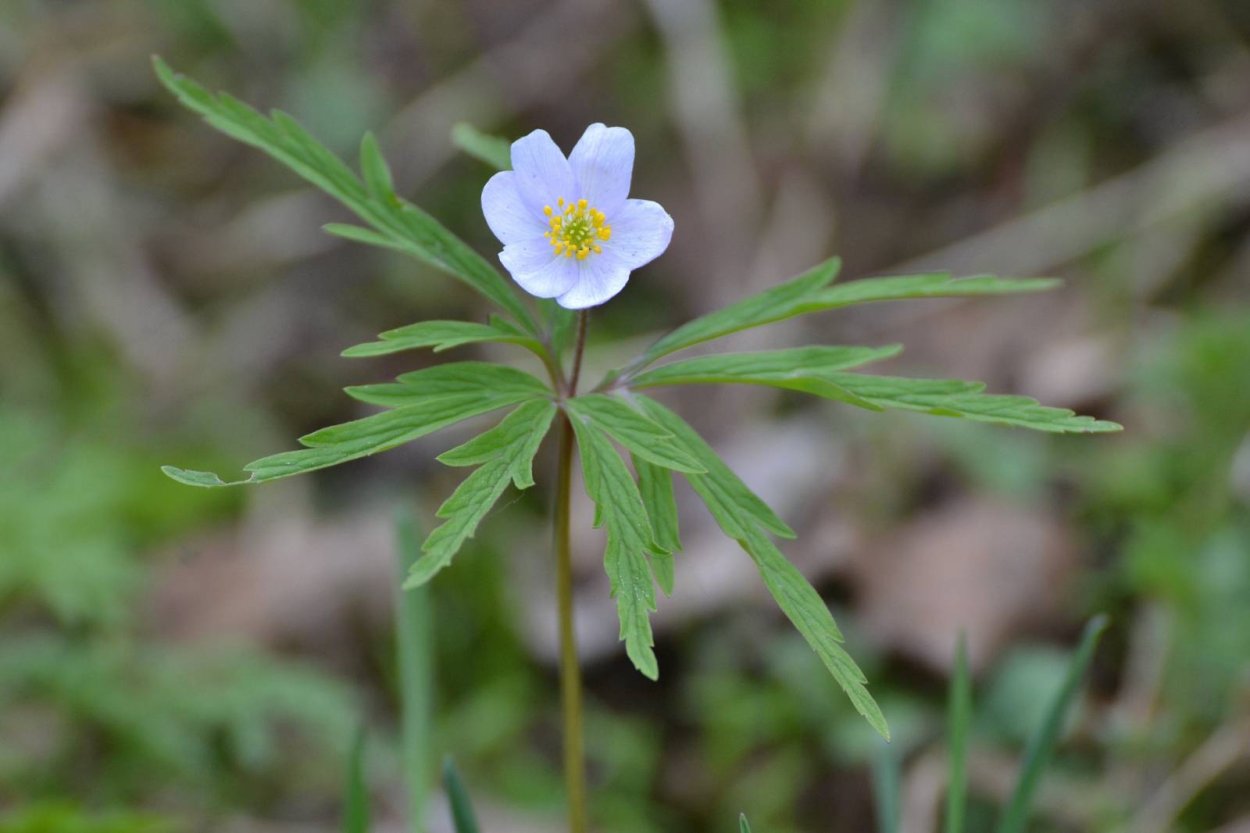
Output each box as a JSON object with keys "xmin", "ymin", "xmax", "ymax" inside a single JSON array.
[{"xmin": 554, "ymin": 310, "xmax": 590, "ymax": 833}]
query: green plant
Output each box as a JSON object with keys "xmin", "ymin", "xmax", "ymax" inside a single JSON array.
[
  {"xmin": 0, "ymin": 401, "xmax": 352, "ymax": 809},
  {"xmin": 153, "ymin": 57, "xmax": 1119, "ymax": 832},
  {"xmin": 906, "ymin": 618, "xmax": 1107, "ymax": 833}
]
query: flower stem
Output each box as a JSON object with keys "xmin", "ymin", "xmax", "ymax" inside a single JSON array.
[{"xmin": 554, "ymin": 310, "xmax": 590, "ymax": 833}]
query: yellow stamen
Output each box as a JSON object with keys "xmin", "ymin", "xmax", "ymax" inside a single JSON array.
[{"xmin": 543, "ymin": 196, "xmax": 612, "ymax": 260}]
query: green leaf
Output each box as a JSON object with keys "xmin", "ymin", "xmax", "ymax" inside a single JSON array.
[
  {"xmin": 630, "ymin": 345, "xmax": 903, "ymax": 389},
  {"xmin": 633, "ymin": 263, "xmax": 1060, "ymax": 371},
  {"xmin": 164, "ymin": 388, "xmax": 539, "ymax": 487},
  {"xmin": 571, "ymin": 418, "xmax": 660, "ymax": 679},
  {"xmin": 443, "ymin": 759, "xmax": 481, "ymax": 833},
  {"xmin": 640, "ymin": 258, "xmax": 841, "ymax": 364},
  {"xmin": 634, "ymin": 455, "xmax": 680, "ymax": 595},
  {"xmin": 396, "ymin": 512, "xmax": 433, "ymax": 833},
  {"xmin": 437, "ymin": 398, "xmax": 555, "ymax": 488},
  {"xmin": 997, "ymin": 616, "xmax": 1107, "ymax": 833},
  {"xmin": 740, "ymin": 528, "xmax": 889, "ymax": 738},
  {"xmin": 812, "ymin": 273, "xmax": 1060, "ymax": 310},
  {"xmin": 633, "ymin": 397, "xmax": 793, "ymax": 539},
  {"xmin": 945, "ymin": 634, "xmax": 972, "ymax": 833},
  {"xmin": 635, "ymin": 395, "xmax": 887, "ymax": 737},
  {"xmin": 566, "ymin": 394, "xmax": 705, "ymax": 474},
  {"xmin": 824, "ymin": 372, "xmax": 1122, "ymax": 432},
  {"xmin": 343, "ymin": 728, "xmax": 370, "ymax": 833},
  {"xmin": 405, "ymin": 400, "xmax": 556, "ymax": 588},
  {"xmin": 323, "ymin": 222, "xmax": 410, "ymax": 251},
  {"xmin": 359, "ymin": 132, "xmax": 394, "ymax": 199},
  {"xmin": 344, "ymin": 362, "xmax": 549, "ymax": 407},
  {"xmin": 452, "ymin": 123, "xmax": 511, "ymax": 171},
  {"xmin": 739, "ymin": 814, "xmax": 753, "ymax": 833},
  {"xmin": 647, "ymin": 550, "xmax": 675, "ymax": 597},
  {"xmin": 634, "ymin": 456, "xmax": 682, "ymax": 555},
  {"xmin": 160, "ymin": 465, "xmax": 233, "ymax": 488},
  {"xmin": 342, "ymin": 319, "xmax": 543, "ymax": 358},
  {"xmin": 153, "ymin": 58, "xmax": 537, "ymax": 333},
  {"xmin": 630, "ymin": 351, "xmax": 1119, "ymax": 433}
]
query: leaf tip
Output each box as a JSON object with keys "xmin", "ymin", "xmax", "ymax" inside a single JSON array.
[
  {"xmin": 629, "ymin": 645, "xmax": 660, "ymax": 681},
  {"xmin": 1085, "ymin": 613, "xmax": 1110, "ymax": 639},
  {"xmin": 161, "ymin": 465, "xmax": 230, "ymax": 488},
  {"xmin": 401, "ymin": 570, "xmax": 432, "ymax": 591},
  {"xmin": 151, "ymin": 56, "xmax": 179, "ymax": 91}
]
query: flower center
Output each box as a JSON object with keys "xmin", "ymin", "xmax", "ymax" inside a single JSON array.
[{"xmin": 543, "ymin": 197, "xmax": 612, "ymax": 260}]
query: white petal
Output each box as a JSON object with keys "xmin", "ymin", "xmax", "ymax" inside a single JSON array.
[
  {"xmin": 500, "ymin": 239, "xmax": 579, "ymax": 299},
  {"xmin": 568, "ymin": 123, "xmax": 634, "ymax": 215},
  {"xmin": 556, "ymin": 253, "xmax": 631, "ymax": 309},
  {"xmin": 481, "ymin": 171, "xmax": 545, "ymax": 245},
  {"xmin": 606, "ymin": 199, "xmax": 673, "ymax": 269},
  {"xmin": 499, "ymin": 236, "xmax": 555, "ymax": 273},
  {"xmin": 509, "ymin": 129, "xmax": 575, "ymax": 211}
]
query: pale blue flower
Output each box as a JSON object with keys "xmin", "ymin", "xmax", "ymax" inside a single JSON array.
[{"xmin": 481, "ymin": 124, "xmax": 674, "ymax": 310}]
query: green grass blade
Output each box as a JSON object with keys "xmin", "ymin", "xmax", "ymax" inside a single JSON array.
[
  {"xmin": 997, "ymin": 616, "xmax": 1108, "ymax": 833},
  {"xmin": 945, "ymin": 634, "xmax": 972, "ymax": 833},
  {"xmin": 397, "ymin": 510, "xmax": 433, "ymax": 833},
  {"xmin": 443, "ymin": 758, "xmax": 482, "ymax": 833},
  {"xmin": 344, "ymin": 727, "xmax": 370, "ymax": 833},
  {"xmin": 871, "ymin": 743, "xmax": 901, "ymax": 833},
  {"xmin": 739, "ymin": 813, "xmax": 752, "ymax": 833}
]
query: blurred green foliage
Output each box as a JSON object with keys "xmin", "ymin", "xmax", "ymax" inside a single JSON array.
[
  {"xmin": 0, "ymin": 804, "xmax": 175, "ymax": 833},
  {"xmin": 1095, "ymin": 311, "xmax": 1250, "ymax": 738}
]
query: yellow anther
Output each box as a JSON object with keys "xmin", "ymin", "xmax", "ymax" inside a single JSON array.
[{"xmin": 544, "ymin": 195, "xmax": 612, "ymax": 260}]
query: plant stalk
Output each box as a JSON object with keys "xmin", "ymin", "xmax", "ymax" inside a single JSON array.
[{"xmin": 554, "ymin": 310, "xmax": 590, "ymax": 833}]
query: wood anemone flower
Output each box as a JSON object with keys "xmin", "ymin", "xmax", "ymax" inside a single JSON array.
[{"xmin": 481, "ymin": 124, "xmax": 674, "ymax": 310}]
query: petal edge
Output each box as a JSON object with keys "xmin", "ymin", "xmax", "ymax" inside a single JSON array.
[
  {"xmin": 568, "ymin": 123, "xmax": 635, "ymax": 215},
  {"xmin": 481, "ymin": 171, "xmax": 544, "ymax": 245},
  {"xmin": 607, "ymin": 199, "xmax": 674, "ymax": 270},
  {"xmin": 510, "ymin": 129, "xmax": 575, "ymax": 210}
]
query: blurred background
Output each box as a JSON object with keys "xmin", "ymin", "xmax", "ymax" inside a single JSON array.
[{"xmin": 2, "ymin": 0, "xmax": 1249, "ymax": 831}]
